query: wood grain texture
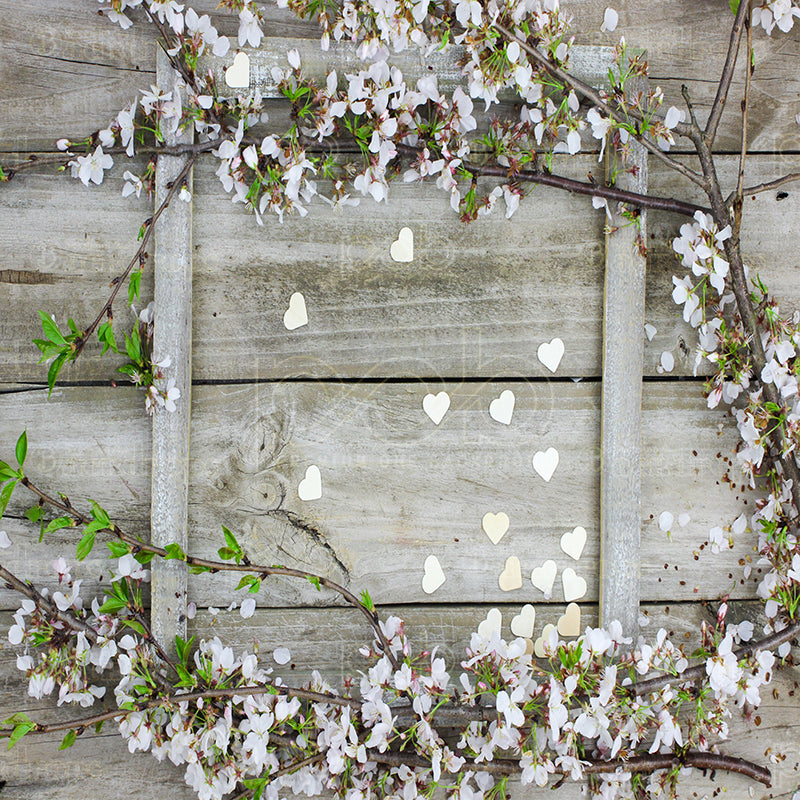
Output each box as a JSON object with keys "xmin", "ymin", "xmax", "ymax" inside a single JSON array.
[
  {"xmin": 599, "ymin": 118, "xmax": 647, "ymax": 640},
  {"xmin": 1, "ymin": 1, "xmax": 799, "ymax": 152},
  {"xmin": 149, "ymin": 49, "xmax": 193, "ymax": 653},
  {"xmin": 0, "ymin": 381, "xmax": 758, "ymax": 608},
  {"xmin": 2, "ymin": 155, "xmax": 799, "ymax": 384},
  {"xmin": 0, "ymin": 603, "xmax": 796, "ymax": 800}
]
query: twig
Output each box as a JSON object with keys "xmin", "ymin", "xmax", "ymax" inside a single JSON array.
[
  {"xmin": 491, "ymin": 22, "xmax": 707, "ymax": 189},
  {"xmin": 705, "ymin": 0, "xmax": 752, "ymax": 147},
  {"xmin": 730, "ymin": 171, "xmax": 800, "ymax": 203},
  {"xmin": 16, "ymin": 475, "xmax": 399, "ymax": 670},
  {"xmin": 732, "ymin": 3, "xmax": 753, "ymax": 240},
  {"xmin": 70, "ymin": 154, "xmax": 197, "ymax": 360},
  {"xmin": 0, "ymin": 563, "xmax": 99, "ymax": 642}
]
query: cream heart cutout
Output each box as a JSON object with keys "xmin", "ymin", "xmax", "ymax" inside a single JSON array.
[
  {"xmin": 562, "ymin": 567, "xmax": 587, "ymax": 602},
  {"xmin": 532, "ymin": 447, "xmax": 559, "ymax": 482},
  {"xmin": 534, "ymin": 623, "xmax": 556, "ymax": 658},
  {"xmin": 423, "ymin": 391, "xmax": 450, "ymax": 425},
  {"xmin": 225, "ymin": 51, "xmax": 250, "ymax": 89},
  {"xmin": 560, "ymin": 526, "xmax": 587, "ymax": 561},
  {"xmin": 557, "ymin": 602, "xmax": 581, "ymax": 637},
  {"xmin": 537, "ymin": 337, "xmax": 565, "ymax": 373},
  {"xmin": 481, "ymin": 512, "xmax": 509, "ymax": 545},
  {"xmin": 421, "ymin": 555, "xmax": 445, "ymax": 594},
  {"xmin": 283, "ymin": 292, "xmax": 308, "ymax": 330},
  {"xmin": 489, "ymin": 389, "xmax": 515, "ymax": 425},
  {"xmin": 531, "ymin": 559, "xmax": 557, "ymax": 598},
  {"xmin": 510, "ymin": 604, "xmax": 536, "ymax": 638},
  {"xmin": 390, "ymin": 227, "xmax": 414, "ymax": 262},
  {"xmin": 477, "ymin": 607, "xmax": 502, "ymax": 640},
  {"xmin": 498, "ymin": 556, "xmax": 523, "ymax": 592},
  {"xmin": 297, "ymin": 465, "xmax": 322, "ymax": 501}
]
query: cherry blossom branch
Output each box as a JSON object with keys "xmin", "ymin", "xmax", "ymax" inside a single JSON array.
[
  {"xmin": 491, "ymin": 22, "xmax": 707, "ymax": 189},
  {"xmin": 0, "ymin": 141, "xmax": 220, "ymax": 180},
  {"xmin": 705, "ymin": 0, "xmax": 752, "ymax": 147},
  {"xmin": 16, "ymin": 475, "xmax": 399, "ymax": 669},
  {"xmin": 0, "ymin": 563, "xmax": 99, "ymax": 642},
  {"xmin": 632, "ymin": 620, "xmax": 800, "ymax": 697},
  {"xmin": 227, "ymin": 755, "xmax": 327, "ymax": 800},
  {"xmin": 70, "ymin": 153, "xmax": 197, "ymax": 361},
  {"xmin": 368, "ymin": 748, "xmax": 771, "ymax": 784}
]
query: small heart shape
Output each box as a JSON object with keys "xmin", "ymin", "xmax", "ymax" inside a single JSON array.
[
  {"xmin": 531, "ymin": 559, "xmax": 557, "ymax": 598},
  {"xmin": 537, "ymin": 337, "xmax": 565, "ymax": 373},
  {"xmin": 481, "ymin": 512, "xmax": 509, "ymax": 545},
  {"xmin": 421, "ymin": 555, "xmax": 445, "ymax": 594},
  {"xmin": 510, "ymin": 604, "xmax": 536, "ymax": 638},
  {"xmin": 498, "ymin": 555, "xmax": 523, "ymax": 592},
  {"xmin": 225, "ymin": 51, "xmax": 250, "ymax": 89},
  {"xmin": 532, "ymin": 447, "xmax": 559, "ymax": 482},
  {"xmin": 560, "ymin": 526, "xmax": 587, "ymax": 561},
  {"xmin": 477, "ymin": 607, "xmax": 502, "ymax": 640},
  {"xmin": 534, "ymin": 623, "xmax": 556, "ymax": 658},
  {"xmin": 557, "ymin": 602, "xmax": 581, "ymax": 637},
  {"xmin": 390, "ymin": 227, "xmax": 414, "ymax": 262},
  {"xmin": 283, "ymin": 292, "xmax": 308, "ymax": 330},
  {"xmin": 297, "ymin": 465, "xmax": 322, "ymax": 501},
  {"xmin": 423, "ymin": 391, "xmax": 450, "ymax": 425},
  {"xmin": 561, "ymin": 567, "xmax": 587, "ymax": 602},
  {"xmin": 489, "ymin": 389, "xmax": 515, "ymax": 425}
]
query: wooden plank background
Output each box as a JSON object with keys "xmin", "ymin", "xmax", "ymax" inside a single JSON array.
[{"xmin": 1, "ymin": 1, "xmax": 800, "ymax": 798}]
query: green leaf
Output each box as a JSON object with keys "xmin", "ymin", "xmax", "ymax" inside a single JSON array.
[
  {"xmin": 0, "ymin": 480, "xmax": 17, "ymax": 517},
  {"xmin": 122, "ymin": 618, "xmax": 146, "ymax": 636},
  {"xmin": 58, "ymin": 729, "xmax": 77, "ymax": 750},
  {"xmin": 89, "ymin": 500, "xmax": 110, "ymax": 527},
  {"xmin": 134, "ymin": 550, "xmax": 155, "ymax": 565},
  {"xmin": 0, "ymin": 461, "xmax": 19, "ymax": 481},
  {"xmin": 106, "ymin": 540, "xmax": 131, "ymax": 558},
  {"xmin": 307, "ymin": 575, "xmax": 321, "ymax": 592},
  {"xmin": 15, "ymin": 430, "xmax": 27, "ymax": 467},
  {"xmin": 236, "ymin": 575, "xmax": 259, "ymax": 591},
  {"xmin": 242, "ymin": 776, "xmax": 268, "ymax": 800},
  {"xmin": 38, "ymin": 310, "xmax": 66, "ymax": 346},
  {"xmin": 189, "ymin": 564, "xmax": 211, "ymax": 574},
  {"xmin": 76, "ymin": 523, "xmax": 103, "ymax": 561},
  {"xmin": 25, "ymin": 506, "xmax": 42, "ymax": 523},
  {"xmin": 217, "ymin": 546, "xmax": 237, "ymax": 561},
  {"xmin": 7, "ymin": 721, "xmax": 34, "ymax": 750},
  {"xmin": 47, "ymin": 352, "xmax": 68, "ymax": 396},
  {"xmin": 360, "ymin": 588, "xmax": 374, "ymax": 613},
  {"xmin": 128, "ymin": 270, "xmax": 142, "ymax": 304},
  {"xmin": 43, "ymin": 516, "xmax": 75, "ymax": 535},
  {"xmin": 729, "ymin": 0, "xmax": 740, "ymax": 11},
  {"xmin": 3, "ymin": 712, "xmax": 32, "ymax": 726},
  {"xmin": 164, "ymin": 542, "xmax": 187, "ymax": 561},
  {"xmin": 175, "ymin": 634, "xmax": 195, "ymax": 666},
  {"xmin": 97, "ymin": 322, "xmax": 118, "ymax": 355},
  {"xmin": 98, "ymin": 596, "xmax": 127, "ymax": 614}
]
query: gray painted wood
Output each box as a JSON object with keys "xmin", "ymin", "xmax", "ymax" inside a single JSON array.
[
  {"xmin": 0, "ymin": 382, "xmax": 759, "ymax": 608},
  {"xmin": 599, "ymin": 97, "xmax": 648, "ymax": 640},
  {"xmin": 149, "ymin": 49, "xmax": 192, "ymax": 652}
]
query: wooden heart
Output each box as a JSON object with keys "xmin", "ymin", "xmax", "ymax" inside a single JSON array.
[
  {"xmin": 561, "ymin": 567, "xmax": 587, "ymax": 602},
  {"xmin": 297, "ymin": 465, "xmax": 322, "ymax": 500},
  {"xmin": 531, "ymin": 559, "xmax": 557, "ymax": 598},
  {"xmin": 510, "ymin": 603, "xmax": 536, "ymax": 638},
  {"xmin": 225, "ymin": 51, "xmax": 250, "ymax": 89},
  {"xmin": 390, "ymin": 227, "xmax": 414, "ymax": 262},
  {"xmin": 489, "ymin": 389, "xmax": 515, "ymax": 425},
  {"xmin": 532, "ymin": 447, "xmax": 559, "ymax": 482},
  {"xmin": 481, "ymin": 512, "xmax": 509, "ymax": 545},
  {"xmin": 560, "ymin": 526, "xmax": 587, "ymax": 561},
  {"xmin": 423, "ymin": 391, "xmax": 450, "ymax": 425},
  {"xmin": 421, "ymin": 555, "xmax": 445, "ymax": 594},
  {"xmin": 557, "ymin": 602, "xmax": 581, "ymax": 637},
  {"xmin": 498, "ymin": 556, "xmax": 523, "ymax": 591}
]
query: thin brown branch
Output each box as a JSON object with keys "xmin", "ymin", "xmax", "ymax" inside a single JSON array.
[
  {"xmin": 70, "ymin": 153, "xmax": 197, "ymax": 360},
  {"xmin": 632, "ymin": 620, "xmax": 800, "ymax": 697},
  {"xmin": 732, "ymin": 4, "xmax": 753, "ymax": 240},
  {"xmin": 17, "ymin": 475, "xmax": 399, "ymax": 670},
  {"xmin": 705, "ymin": 0, "xmax": 752, "ymax": 147},
  {"xmin": 491, "ymin": 22, "xmax": 707, "ymax": 189},
  {"xmin": 0, "ymin": 563, "xmax": 99, "ymax": 642},
  {"xmin": 733, "ymin": 171, "xmax": 800, "ymax": 202}
]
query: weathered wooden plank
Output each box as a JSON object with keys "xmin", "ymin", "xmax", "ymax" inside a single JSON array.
[
  {"xmin": 0, "ymin": 381, "xmax": 760, "ymax": 609},
  {"xmin": 149, "ymin": 51, "xmax": 193, "ymax": 653},
  {"xmin": 1, "ymin": 1, "xmax": 799, "ymax": 152},
  {"xmin": 599, "ymin": 118, "xmax": 647, "ymax": 640},
  {"xmin": 0, "ymin": 603, "xmax": 795, "ymax": 800},
  {"xmin": 2, "ymin": 155, "xmax": 799, "ymax": 384}
]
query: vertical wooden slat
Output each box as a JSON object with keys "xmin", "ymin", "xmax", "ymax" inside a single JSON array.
[
  {"xmin": 150, "ymin": 48, "xmax": 193, "ymax": 653},
  {"xmin": 599, "ymin": 104, "xmax": 648, "ymax": 641}
]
